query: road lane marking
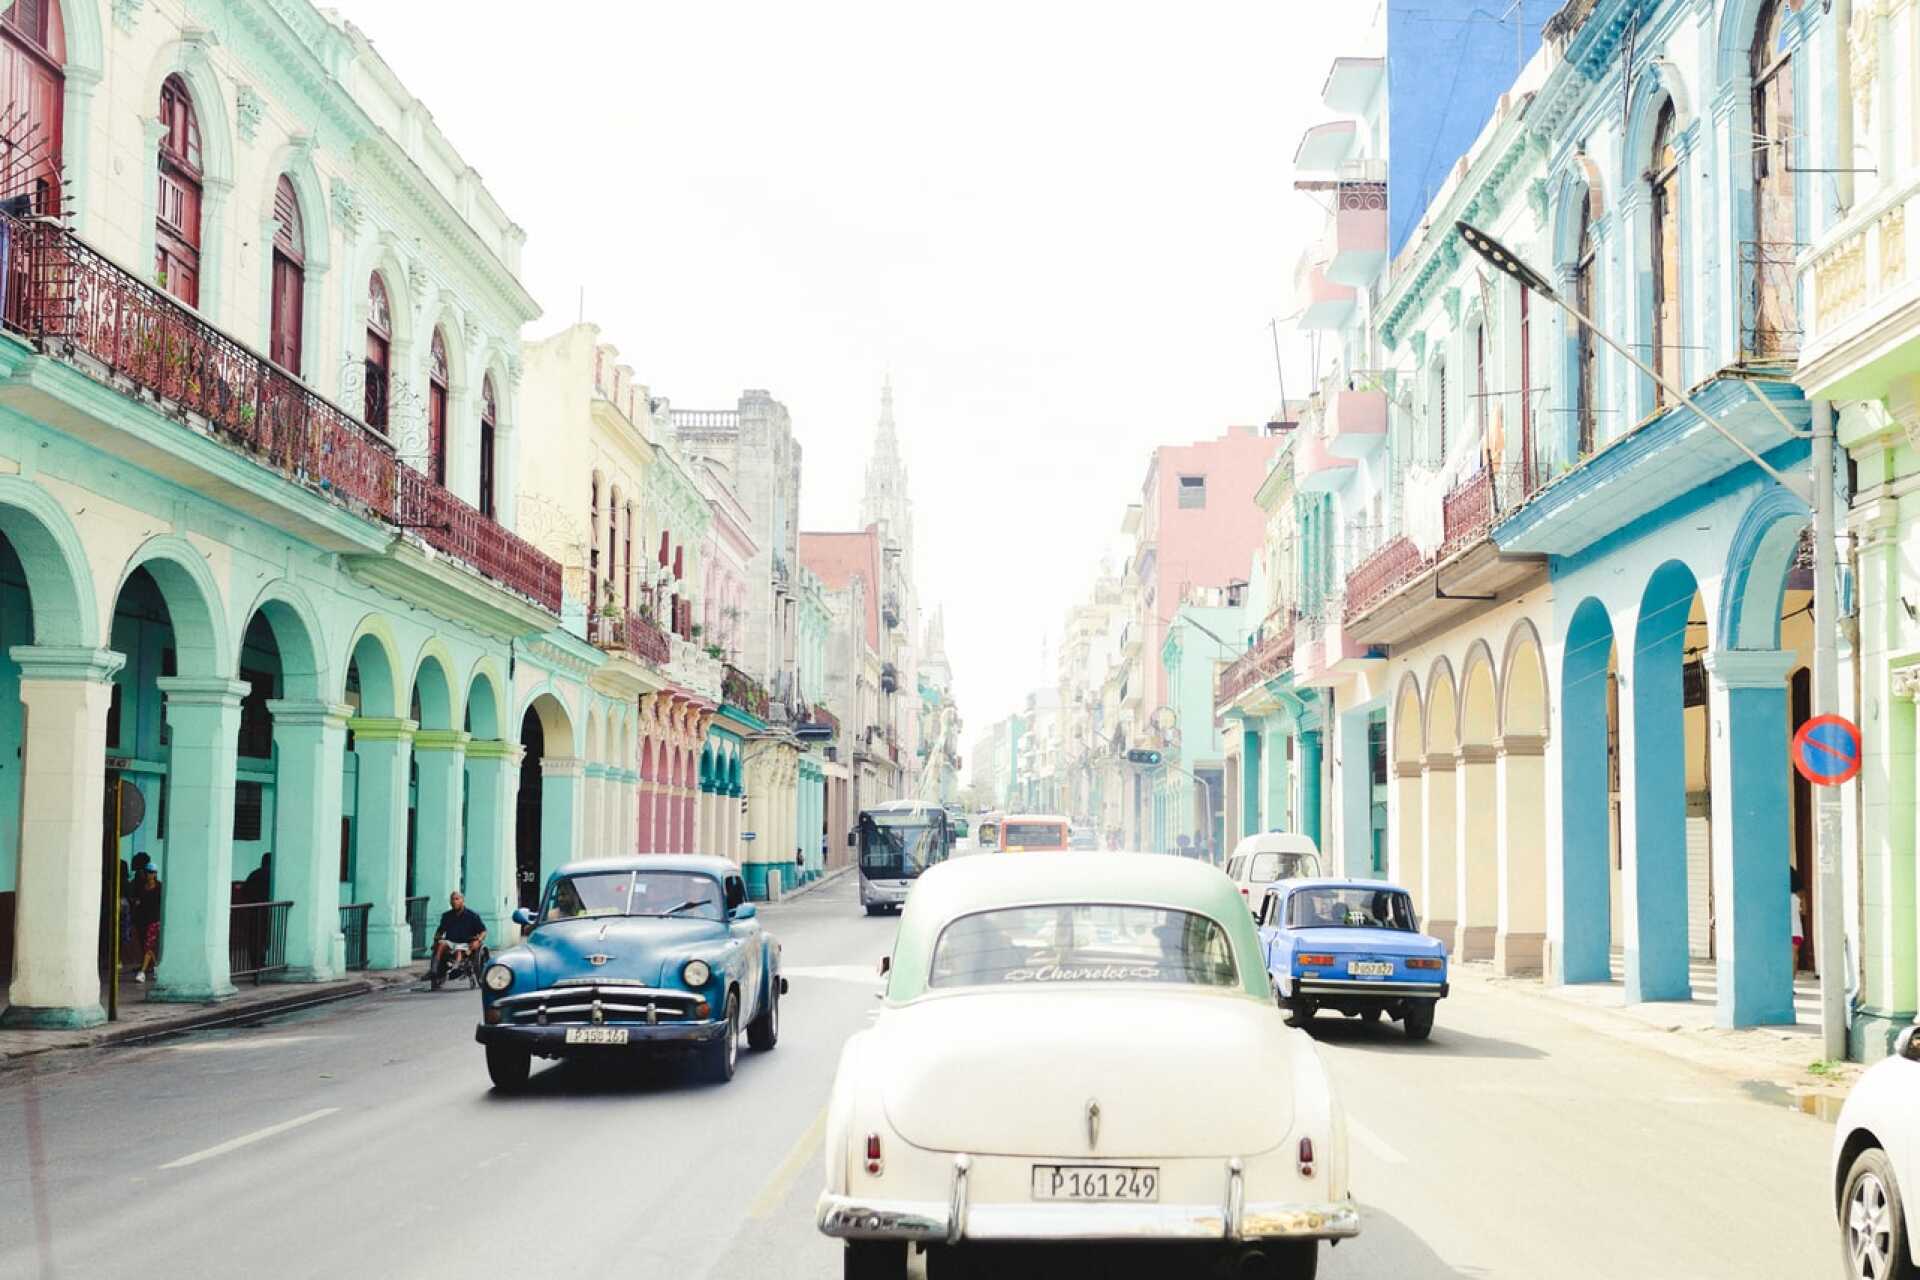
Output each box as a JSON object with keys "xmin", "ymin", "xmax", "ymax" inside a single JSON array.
[
  {"xmin": 168, "ymin": 1035, "xmax": 329, "ymax": 1053},
  {"xmin": 781, "ymin": 965, "xmax": 887, "ymax": 985},
  {"xmin": 1346, "ymin": 1117, "xmax": 1407, "ymax": 1166},
  {"xmin": 748, "ymin": 1106, "xmax": 828, "ymax": 1218},
  {"xmin": 158, "ymin": 1107, "xmax": 340, "ymax": 1170}
]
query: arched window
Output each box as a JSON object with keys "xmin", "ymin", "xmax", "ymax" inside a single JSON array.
[
  {"xmin": 1430, "ymin": 360, "xmax": 1448, "ymax": 463},
  {"xmin": 269, "ymin": 176, "xmax": 305, "ymax": 374},
  {"xmin": 590, "ymin": 474, "xmax": 602, "ymax": 610},
  {"xmin": 1750, "ymin": 0, "xmax": 1794, "ymax": 358},
  {"xmin": 478, "ymin": 375, "xmax": 498, "ymax": 519},
  {"xmin": 623, "ymin": 501, "xmax": 635, "ymax": 610},
  {"xmin": 427, "ymin": 328, "xmax": 450, "ymax": 485},
  {"xmin": 365, "ymin": 273, "xmax": 392, "ymax": 431},
  {"xmin": 1, "ymin": 0, "xmax": 65, "ymax": 216},
  {"xmin": 155, "ymin": 75, "xmax": 203, "ymax": 307},
  {"xmin": 1574, "ymin": 190, "xmax": 1599, "ymax": 457},
  {"xmin": 1648, "ymin": 101, "xmax": 1682, "ymax": 405},
  {"xmin": 1472, "ymin": 319, "xmax": 1488, "ymax": 439},
  {"xmin": 607, "ymin": 486, "xmax": 622, "ymax": 616}
]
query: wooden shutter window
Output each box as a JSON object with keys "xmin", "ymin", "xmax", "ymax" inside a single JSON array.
[
  {"xmin": 269, "ymin": 175, "xmax": 304, "ymax": 374},
  {"xmin": 365, "ymin": 274, "xmax": 392, "ymax": 431},
  {"xmin": 154, "ymin": 75, "xmax": 203, "ymax": 308},
  {"xmin": 428, "ymin": 328, "xmax": 450, "ymax": 485},
  {"xmin": 478, "ymin": 375, "xmax": 498, "ymax": 519},
  {"xmin": 1, "ymin": 0, "xmax": 66, "ymax": 216}
]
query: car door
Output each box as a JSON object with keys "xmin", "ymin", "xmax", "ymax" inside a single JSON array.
[
  {"xmin": 727, "ymin": 874, "xmax": 762, "ymax": 1020},
  {"xmin": 1255, "ymin": 891, "xmax": 1284, "ymax": 975}
]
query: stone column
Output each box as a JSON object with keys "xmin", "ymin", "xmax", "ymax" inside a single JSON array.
[
  {"xmin": 1241, "ymin": 727, "xmax": 1263, "ymax": 837},
  {"xmin": 149, "ymin": 677, "xmax": 249, "ymax": 1001},
  {"xmin": 1495, "ymin": 733, "xmax": 1548, "ymax": 977},
  {"xmin": 1421, "ymin": 753, "xmax": 1458, "ymax": 952},
  {"xmin": 463, "ymin": 739, "xmax": 523, "ymax": 938},
  {"xmin": 1392, "ymin": 759, "xmax": 1425, "ymax": 908},
  {"xmin": 1859, "ymin": 500, "xmax": 1914, "ymax": 1054},
  {"xmin": 1300, "ymin": 727, "xmax": 1324, "ymax": 850},
  {"xmin": 266, "ymin": 699, "xmax": 352, "ymax": 982},
  {"xmin": 1455, "ymin": 743, "xmax": 1499, "ymax": 960},
  {"xmin": 349, "ymin": 716, "xmax": 417, "ymax": 971},
  {"xmin": 412, "ymin": 729, "xmax": 470, "ymax": 928},
  {"xmin": 540, "ymin": 757, "xmax": 583, "ymax": 881},
  {"xmin": 581, "ymin": 762, "xmax": 607, "ymax": 860},
  {"xmin": 1705, "ymin": 649, "xmax": 1798, "ymax": 1027},
  {"xmin": 1266, "ymin": 724, "xmax": 1292, "ymax": 831},
  {"xmin": 1, "ymin": 647, "xmax": 123, "ymax": 1028}
]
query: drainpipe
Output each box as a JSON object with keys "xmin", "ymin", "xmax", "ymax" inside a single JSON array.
[{"xmin": 1834, "ymin": 0, "xmax": 1856, "ymax": 214}]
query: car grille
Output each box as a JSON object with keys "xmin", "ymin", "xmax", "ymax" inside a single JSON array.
[{"xmin": 495, "ymin": 983, "xmax": 704, "ymax": 1026}]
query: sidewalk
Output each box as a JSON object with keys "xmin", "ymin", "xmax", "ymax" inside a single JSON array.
[
  {"xmin": 1458, "ymin": 954, "xmax": 1862, "ymax": 1117},
  {"xmin": 770, "ymin": 862, "xmax": 854, "ymax": 903},
  {"xmin": 0, "ymin": 967, "xmax": 418, "ymax": 1069}
]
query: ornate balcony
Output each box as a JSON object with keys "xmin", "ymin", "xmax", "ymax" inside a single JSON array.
[
  {"xmin": 0, "ymin": 217, "xmax": 561, "ymax": 613},
  {"xmin": 666, "ymin": 637, "xmax": 722, "ymax": 703},
  {"xmin": 588, "ymin": 607, "xmax": 672, "ymax": 667},
  {"xmin": 1324, "ymin": 181, "xmax": 1387, "ymax": 286},
  {"xmin": 1214, "ymin": 622, "xmax": 1295, "ymax": 710},
  {"xmin": 1344, "ymin": 536, "xmax": 1427, "ymax": 622},
  {"xmin": 1440, "ymin": 467, "xmax": 1496, "ymax": 560},
  {"xmin": 722, "ymin": 663, "xmax": 770, "ymax": 719}
]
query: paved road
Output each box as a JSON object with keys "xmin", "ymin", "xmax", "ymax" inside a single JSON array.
[{"xmin": 0, "ymin": 873, "xmax": 1836, "ymax": 1279}]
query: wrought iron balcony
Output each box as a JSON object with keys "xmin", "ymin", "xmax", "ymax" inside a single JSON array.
[
  {"xmin": 1440, "ymin": 467, "xmax": 1496, "ymax": 560},
  {"xmin": 588, "ymin": 607, "xmax": 672, "ymax": 667},
  {"xmin": 1324, "ymin": 181, "xmax": 1387, "ymax": 286},
  {"xmin": 1214, "ymin": 622, "xmax": 1296, "ymax": 710},
  {"xmin": 1344, "ymin": 535, "xmax": 1427, "ymax": 622},
  {"xmin": 722, "ymin": 663, "xmax": 770, "ymax": 719},
  {"xmin": 0, "ymin": 216, "xmax": 561, "ymax": 612}
]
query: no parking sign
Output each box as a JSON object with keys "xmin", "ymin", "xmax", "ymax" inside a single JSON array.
[{"xmin": 1792, "ymin": 715, "xmax": 1862, "ymax": 787}]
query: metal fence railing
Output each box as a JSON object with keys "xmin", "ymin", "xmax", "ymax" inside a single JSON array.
[
  {"xmin": 228, "ymin": 901, "xmax": 291, "ymax": 984},
  {"xmin": 405, "ymin": 895, "xmax": 430, "ymax": 960},
  {"xmin": 340, "ymin": 902, "xmax": 372, "ymax": 971}
]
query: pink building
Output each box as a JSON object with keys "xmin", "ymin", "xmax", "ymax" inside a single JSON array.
[{"xmin": 1134, "ymin": 426, "xmax": 1281, "ymax": 710}]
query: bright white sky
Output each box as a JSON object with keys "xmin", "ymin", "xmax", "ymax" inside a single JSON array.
[{"xmin": 326, "ymin": 0, "xmax": 1370, "ymax": 738}]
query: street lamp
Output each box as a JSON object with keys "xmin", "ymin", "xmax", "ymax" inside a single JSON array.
[{"xmin": 1456, "ymin": 220, "xmax": 1847, "ymax": 1059}]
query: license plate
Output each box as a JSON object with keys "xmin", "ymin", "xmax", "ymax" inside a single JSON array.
[
  {"xmin": 1030, "ymin": 1165, "xmax": 1159, "ymax": 1201},
  {"xmin": 563, "ymin": 1027, "xmax": 629, "ymax": 1045},
  {"xmin": 1347, "ymin": 961, "xmax": 1394, "ymax": 977}
]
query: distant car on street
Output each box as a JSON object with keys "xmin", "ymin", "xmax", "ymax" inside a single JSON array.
[
  {"xmin": 474, "ymin": 856, "xmax": 784, "ymax": 1090},
  {"xmin": 818, "ymin": 852, "xmax": 1357, "ymax": 1279},
  {"xmin": 1067, "ymin": 820, "xmax": 1098, "ymax": 850},
  {"xmin": 1832, "ymin": 1025, "xmax": 1920, "ymax": 1280},
  {"xmin": 996, "ymin": 813, "xmax": 1070, "ymax": 852},
  {"xmin": 1258, "ymin": 878, "xmax": 1447, "ymax": 1040},
  {"xmin": 1225, "ymin": 833, "xmax": 1323, "ymax": 916}
]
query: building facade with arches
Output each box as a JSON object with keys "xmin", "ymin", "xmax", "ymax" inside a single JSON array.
[{"xmin": 0, "ymin": 0, "xmax": 585, "ymax": 1027}]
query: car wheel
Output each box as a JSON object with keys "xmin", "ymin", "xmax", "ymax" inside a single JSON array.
[
  {"xmin": 1842, "ymin": 1147, "xmax": 1915, "ymax": 1280},
  {"xmin": 843, "ymin": 1241, "xmax": 907, "ymax": 1280},
  {"xmin": 863, "ymin": 904, "xmax": 882, "ymax": 917},
  {"xmin": 485, "ymin": 1044, "xmax": 530, "ymax": 1092},
  {"xmin": 703, "ymin": 993, "xmax": 740, "ymax": 1083},
  {"xmin": 747, "ymin": 977, "xmax": 779, "ymax": 1051},
  {"xmin": 1284, "ymin": 998, "xmax": 1316, "ymax": 1028},
  {"xmin": 1266, "ymin": 1240, "xmax": 1319, "ymax": 1278},
  {"xmin": 1403, "ymin": 1002, "xmax": 1435, "ymax": 1041},
  {"xmin": 923, "ymin": 1244, "xmax": 972, "ymax": 1279}
]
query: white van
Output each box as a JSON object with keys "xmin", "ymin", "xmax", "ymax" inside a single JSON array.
[{"xmin": 1224, "ymin": 832, "xmax": 1322, "ymax": 915}]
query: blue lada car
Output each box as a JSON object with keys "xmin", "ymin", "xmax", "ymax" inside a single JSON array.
[
  {"xmin": 1257, "ymin": 877, "xmax": 1448, "ymax": 1040},
  {"xmin": 475, "ymin": 855, "xmax": 785, "ymax": 1090}
]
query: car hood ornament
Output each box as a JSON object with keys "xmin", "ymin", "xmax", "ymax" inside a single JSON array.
[
  {"xmin": 586, "ymin": 953, "xmax": 611, "ymax": 966},
  {"xmin": 1086, "ymin": 1099, "xmax": 1101, "ymax": 1151}
]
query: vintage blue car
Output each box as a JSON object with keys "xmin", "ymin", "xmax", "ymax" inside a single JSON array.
[
  {"xmin": 474, "ymin": 855, "xmax": 785, "ymax": 1089},
  {"xmin": 1257, "ymin": 877, "xmax": 1448, "ymax": 1040}
]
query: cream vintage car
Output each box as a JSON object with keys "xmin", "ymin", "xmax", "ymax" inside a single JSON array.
[{"xmin": 818, "ymin": 853, "xmax": 1357, "ymax": 1279}]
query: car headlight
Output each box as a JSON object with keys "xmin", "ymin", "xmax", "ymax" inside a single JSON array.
[
  {"xmin": 483, "ymin": 964, "xmax": 515, "ymax": 992},
  {"xmin": 682, "ymin": 959, "xmax": 712, "ymax": 987}
]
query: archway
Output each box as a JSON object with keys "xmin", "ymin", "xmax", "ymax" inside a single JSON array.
[
  {"xmin": 1389, "ymin": 676, "xmax": 1424, "ymax": 904},
  {"xmin": 459, "ymin": 665, "xmax": 516, "ymax": 936},
  {"xmin": 1627, "ymin": 560, "xmax": 1707, "ymax": 1002},
  {"xmin": 408, "ymin": 651, "xmax": 462, "ymax": 960},
  {"xmin": 582, "ymin": 707, "xmax": 604, "ymax": 863},
  {"xmin": 637, "ymin": 736, "xmax": 656, "ymax": 854},
  {"xmin": 1560, "ymin": 597, "xmax": 1619, "ymax": 984},
  {"xmin": 1497, "ymin": 621, "xmax": 1550, "ymax": 977},
  {"xmin": 1423, "ymin": 661, "xmax": 1460, "ymax": 951},
  {"xmin": 516, "ymin": 692, "xmax": 577, "ymax": 907},
  {"xmin": 342, "ymin": 628, "xmax": 408, "ymax": 970},
  {"xmin": 1456, "ymin": 644, "xmax": 1499, "ymax": 961}
]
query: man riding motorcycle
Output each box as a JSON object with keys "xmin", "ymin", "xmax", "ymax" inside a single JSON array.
[{"xmin": 428, "ymin": 890, "xmax": 488, "ymax": 988}]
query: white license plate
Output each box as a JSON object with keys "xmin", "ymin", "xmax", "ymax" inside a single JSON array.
[
  {"xmin": 1347, "ymin": 961, "xmax": 1394, "ymax": 977},
  {"xmin": 563, "ymin": 1027, "xmax": 629, "ymax": 1045},
  {"xmin": 1030, "ymin": 1165, "xmax": 1159, "ymax": 1201}
]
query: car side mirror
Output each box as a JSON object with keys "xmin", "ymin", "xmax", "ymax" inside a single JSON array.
[
  {"xmin": 878, "ymin": 955, "xmax": 891, "ymax": 978},
  {"xmin": 725, "ymin": 880, "xmax": 746, "ymax": 910},
  {"xmin": 1898, "ymin": 1025, "xmax": 1920, "ymax": 1062},
  {"xmin": 511, "ymin": 907, "xmax": 534, "ymax": 927},
  {"xmin": 731, "ymin": 904, "xmax": 758, "ymax": 921},
  {"xmin": 847, "ymin": 831, "xmax": 856, "ymax": 847}
]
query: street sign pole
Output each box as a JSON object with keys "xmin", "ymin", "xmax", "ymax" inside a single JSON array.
[{"xmin": 1812, "ymin": 401, "xmax": 1848, "ymax": 1060}]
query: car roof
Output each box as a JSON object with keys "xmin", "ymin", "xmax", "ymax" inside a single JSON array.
[
  {"xmin": 863, "ymin": 799, "xmax": 946, "ymax": 814},
  {"xmin": 1232, "ymin": 833, "xmax": 1320, "ymax": 858},
  {"xmin": 553, "ymin": 855, "xmax": 740, "ymax": 879},
  {"xmin": 1264, "ymin": 876, "xmax": 1410, "ymax": 896},
  {"xmin": 1003, "ymin": 813, "xmax": 1070, "ymax": 823}
]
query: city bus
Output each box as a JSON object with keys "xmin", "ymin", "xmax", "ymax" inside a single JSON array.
[
  {"xmin": 856, "ymin": 800, "xmax": 953, "ymax": 915},
  {"xmin": 997, "ymin": 813, "xmax": 1071, "ymax": 853}
]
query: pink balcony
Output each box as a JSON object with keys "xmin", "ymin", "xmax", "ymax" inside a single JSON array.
[
  {"xmin": 1297, "ymin": 256, "xmax": 1357, "ymax": 331},
  {"xmin": 1324, "ymin": 182, "xmax": 1387, "ymax": 286},
  {"xmin": 1321, "ymin": 57, "xmax": 1384, "ymax": 114},
  {"xmin": 1293, "ymin": 120, "xmax": 1358, "ymax": 173},
  {"xmin": 1325, "ymin": 386, "xmax": 1387, "ymax": 459},
  {"xmin": 1294, "ymin": 417, "xmax": 1356, "ymax": 492}
]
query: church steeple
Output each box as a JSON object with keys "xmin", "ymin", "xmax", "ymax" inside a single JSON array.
[{"xmin": 860, "ymin": 377, "xmax": 911, "ymax": 545}]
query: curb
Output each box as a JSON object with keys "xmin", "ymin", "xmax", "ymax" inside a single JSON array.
[{"xmin": 775, "ymin": 863, "xmax": 855, "ymax": 903}]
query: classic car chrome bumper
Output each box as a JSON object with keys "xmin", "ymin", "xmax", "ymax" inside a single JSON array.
[
  {"xmin": 474, "ymin": 1020, "xmax": 729, "ymax": 1053},
  {"xmin": 1281, "ymin": 977, "xmax": 1448, "ymax": 1000},
  {"xmin": 818, "ymin": 1156, "xmax": 1360, "ymax": 1245}
]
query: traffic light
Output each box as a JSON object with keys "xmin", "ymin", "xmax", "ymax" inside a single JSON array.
[{"xmin": 1125, "ymin": 749, "xmax": 1162, "ymax": 767}]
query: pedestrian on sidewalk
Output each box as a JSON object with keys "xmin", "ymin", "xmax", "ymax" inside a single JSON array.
[
  {"xmin": 1790, "ymin": 868, "xmax": 1806, "ymax": 974},
  {"xmin": 129, "ymin": 862, "xmax": 162, "ymax": 984},
  {"xmin": 794, "ymin": 847, "xmax": 805, "ymax": 886}
]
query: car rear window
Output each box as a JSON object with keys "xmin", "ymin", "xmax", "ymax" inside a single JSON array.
[
  {"xmin": 1002, "ymin": 822, "xmax": 1067, "ymax": 848},
  {"xmin": 1286, "ymin": 887, "xmax": 1415, "ymax": 930},
  {"xmin": 1249, "ymin": 851, "xmax": 1318, "ymax": 882},
  {"xmin": 928, "ymin": 904, "xmax": 1238, "ymax": 989}
]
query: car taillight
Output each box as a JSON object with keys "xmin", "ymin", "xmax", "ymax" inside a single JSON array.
[
  {"xmin": 1298, "ymin": 1137, "xmax": 1315, "ymax": 1177},
  {"xmin": 1407, "ymin": 958, "xmax": 1444, "ymax": 970},
  {"xmin": 865, "ymin": 1133, "xmax": 883, "ymax": 1177},
  {"xmin": 1239, "ymin": 886, "xmax": 1249, "ymax": 896},
  {"xmin": 1297, "ymin": 953, "xmax": 1335, "ymax": 967}
]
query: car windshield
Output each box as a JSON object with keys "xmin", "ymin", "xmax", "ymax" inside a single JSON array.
[
  {"xmin": 1250, "ymin": 851, "xmax": 1319, "ymax": 881},
  {"xmin": 860, "ymin": 813, "xmax": 946, "ymax": 878},
  {"xmin": 542, "ymin": 871, "xmax": 724, "ymax": 922},
  {"xmin": 1002, "ymin": 822, "xmax": 1067, "ymax": 848},
  {"xmin": 928, "ymin": 904, "xmax": 1238, "ymax": 989},
  {"xmin": 1286, "ymin": 887, "xmax": 1416, "ymax": 931}
]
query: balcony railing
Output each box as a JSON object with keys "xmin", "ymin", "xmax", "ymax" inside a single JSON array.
[
  {"xmin": 1214, "ymin": 622, "xmax": 1296, "ymax": 709},
  {"xmin": 722, "ymin": 663, "xmax": 770, "ymax": 719},
  {"xmin": 1344, "ymin": 535, "xmax": 1428, "ymax": 621},
  {"xmin": 1, "ymin": 216, "xmax": 562, "ymax": 612},
  {"xmin": 228, "ymin": 900, "xmax": 291, "ymax": 983},
  {"xmin": 1440, "ymin": 467, "xmax": 1496, "ymax": 559},
  {"xmin": 340, "ymin": 902, "xmax": 372, "ymax": 972},
  {"xmin": 406, "ymin": 894, "xmax": 431, "ymax": 960},
  {"xmin": 807, "ymin": 705, "xmax": 840, "ymax": 735},
  {"xmin": 588, "ymin": 607, "xmax": 672, "ymax": 667}
]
